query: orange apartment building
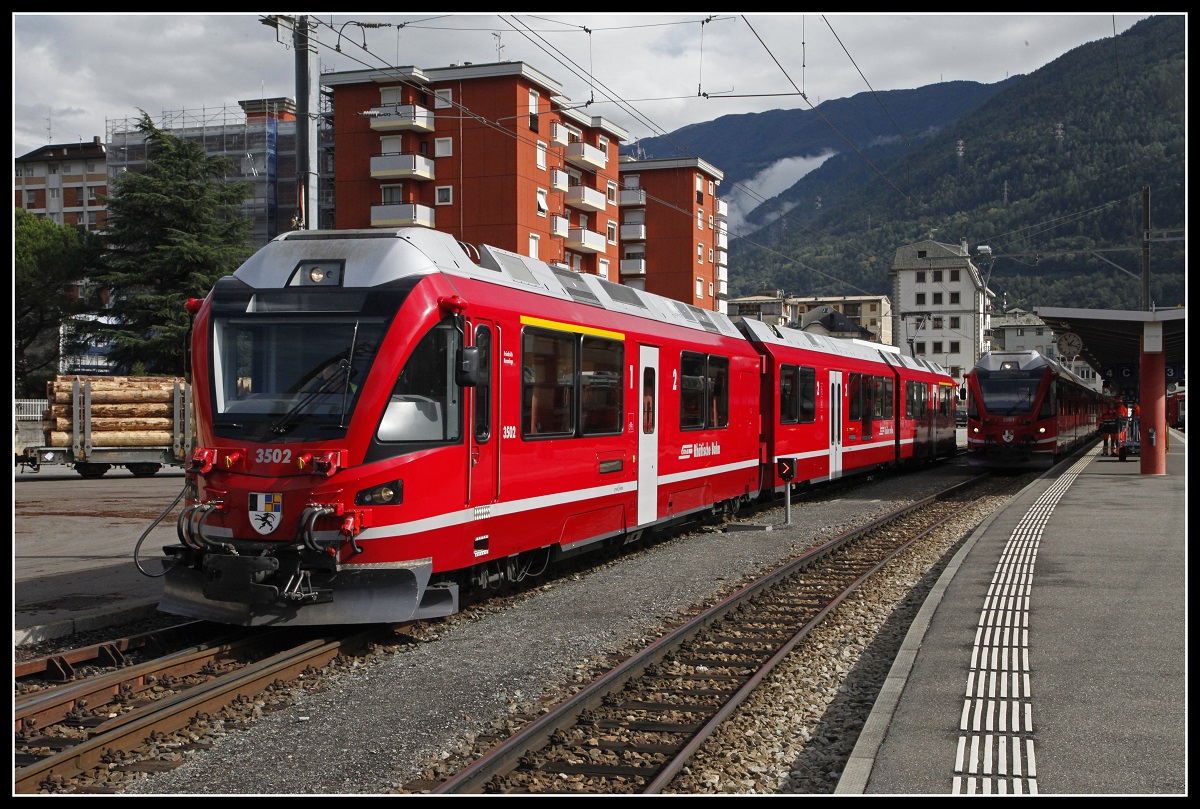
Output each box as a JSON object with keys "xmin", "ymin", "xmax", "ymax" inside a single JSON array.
[
  {"xmin": 14, "ymin": 136, "xmax": 109, "ymax": 233},
  {"xmin": 617, "ymin": 156, "xmax": 727, "ymax": 314},
  {"xmin": 322, "ymin": 61, "xmax": 628, "ymax": 279},
  {"xmin": 320, "ymin": 61, "xmax": 728, "ymax": 311}
]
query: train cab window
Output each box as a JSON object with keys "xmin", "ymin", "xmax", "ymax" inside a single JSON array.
[
  {"xmin": 377, "ymin": 321, "xmax": 462, "ymax": 443},
  {"xmin": 473, "ymin": 325, "xmax": 492, "ymax": 443},
  {"xmin": 681, "ymin": 352, "xmax": 729, "ymax": 430}
]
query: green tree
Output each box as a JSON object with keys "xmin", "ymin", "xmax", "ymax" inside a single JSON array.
[
  {"xmin": 82, "ymin": 112, "xmax": 254, "ymax": 374},
  {"xmin": 14, "ymin": 208, "xmax": 98, "ymax": 397}
]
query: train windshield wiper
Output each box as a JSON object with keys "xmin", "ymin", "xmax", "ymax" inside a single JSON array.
[{"xmin": 269, "ymin": 360, "xmax": 355, "ymax": 435}]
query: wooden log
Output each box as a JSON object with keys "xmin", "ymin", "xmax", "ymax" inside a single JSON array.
[
  {"xmin": 46, "ymin": 431, "xmax": 176, "ymax": 448},
  {"xmin": 46, "ymin": 402, "xmax": 174, "ymax": 420},
  {"xmin": 54, "ymin": 417, "xmax": 174, "ymax": 432},
  {"xmin": 49, "ymin": 376, "xmax": 183, "ymax": 405}
]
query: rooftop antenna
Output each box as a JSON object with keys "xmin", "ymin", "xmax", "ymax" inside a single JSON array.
[{"xmin": 493, "ymin": 32, "xmax": 504, "ymax": 61}]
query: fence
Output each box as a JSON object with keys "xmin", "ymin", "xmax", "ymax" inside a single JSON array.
[{"xmin": 14, "ymin": 400, "xmax": 48, "ymax": 422}]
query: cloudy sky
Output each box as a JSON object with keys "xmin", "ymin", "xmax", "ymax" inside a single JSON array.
[{"xmin": 13, "ymin": 13, "xmax": 1157, "ymax": 161}]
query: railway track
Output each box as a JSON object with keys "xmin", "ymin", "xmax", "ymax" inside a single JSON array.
[
  {"xmin": 428, "ymin": 472, "xmax": 1018, "ymax": 794},
  {"xmin": 14, "ymin": 625, "xmax": 385, "ymax": 794},
  {"xmin": 15, "ymin": 460, "xmax": 1016, "ymax": 795}
]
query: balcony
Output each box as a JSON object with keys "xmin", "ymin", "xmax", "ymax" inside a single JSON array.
[
  {"xmin": 370, "ymin": 203, "xmax": 435, "ymax": 228},
  {"xmin": 565, "ymin": 141, "xmax": 607, "ymax": 171},
  {"xmin": 714, "ymin": 230, "xmax": 728, "ymax": 250},
  {"xmin": 370, "ymin": 152, "xmax": 435, "ymax": 181},
  {"xmin": 367, "ymin": 104, "xmax": 436, "ymax": 133},
  {"xmin": 550, "ymin": 169, "xmax": 569, "ymax": 193},
  {"xmin": 550, "ymin": 122, "xmax": 570, "ymax": 147},
  {"xmin": 550, "ymin": 214, "xmax": 569, "ymax": 238},
  {"xmin": 619, "ymin": 188, "xmax": 647, "ymax": 206},
  {"xmin": 565, "ymin": 227, "xmax": 606, "ymax": 253},
  {"xmin": 715, "ymin": 248, "xmax": 728, "ymax": 267},
  {"xmin": 717, "ymin": 265, "xmax": 728, "ymax": 284},
  {"xmin": 565, "ymin": 184, "xmax": 607, "ymax": 212},
  {"xmin": 620, "ymin": 222, "xmax": 646, "ymax": 241},
  {"xmin": 715, "ymin": 198, "xmax": 728, "ymax": 219},
  {"xmin": 620, "ymin": 257, "xmax": 646, "ymax": 276}
]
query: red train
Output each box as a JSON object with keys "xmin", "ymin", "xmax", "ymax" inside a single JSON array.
[
  {"xmin": 156, "ymin": 228, "xmax": 956, "ymax": 626},
  {"xmin": 1166, "ymin": 386, "xmax": 1185, "ymax": 430},
  {"xmin": 963, "ymin": 349, "xmax": 1107, "ymax": 470}
]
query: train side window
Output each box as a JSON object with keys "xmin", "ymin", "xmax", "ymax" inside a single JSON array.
[
  {"xmin": 473, "ymin": 325, "xmax": 492, "ymax": 443},
  {"xmin": 680, "ymin": 352, "xmax": 706, "ymax": 430},
  {"xmin": 798, "ymin": 366, "xmax": 816, "ymax": 424},
  {"xmin": 878, "ymin": 377, "xmax": 894, "ymax": 419},
  {"xmin": 780, "ymin": 365, "xmax": 799, "ymax": 424},
  {"xmin": 707, "ymin": 356, "xmax": 729, "ymax": 429},
  {"xmin": 522, "ymin": 328, "xmax": 575, "ymax": 438},
  {"xmin": 848, "ymin": 373, "xmax": 862, "ymax": 421},
  {"xmin": 580, "ymin": 336, "xmax": 623, "ymax": 435}
]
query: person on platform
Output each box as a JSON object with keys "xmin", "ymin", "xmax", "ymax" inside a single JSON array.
[{"xmin": 1100, "ymin": 399, "xmax": 1129, "ymax": 456}]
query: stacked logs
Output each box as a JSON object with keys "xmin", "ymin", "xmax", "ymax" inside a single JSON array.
[{"xmin": 44, "ymin": 376, "xmax": 184, "ymax": 448}]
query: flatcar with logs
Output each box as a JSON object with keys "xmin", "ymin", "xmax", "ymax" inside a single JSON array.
[{"xmin": 154, "ymin": 228, "xmax": 956, "ymax": 626}]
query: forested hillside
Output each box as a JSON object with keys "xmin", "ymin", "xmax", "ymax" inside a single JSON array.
[{"xmin": 648, "ymin": 15, "xmax": 1186, "ymax": 311}]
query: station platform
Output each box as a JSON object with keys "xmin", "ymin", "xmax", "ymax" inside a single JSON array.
[{"xmin": 838, "ymin": 429, "xmax": 1187, "ymax": 795}]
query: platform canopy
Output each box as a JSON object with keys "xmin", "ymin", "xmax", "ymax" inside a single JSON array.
[{"xmin": 1035, "ymin": 306, "xmax": 1186, "ymax": 390}]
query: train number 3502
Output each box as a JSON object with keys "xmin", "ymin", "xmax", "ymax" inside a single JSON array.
[{"xmin": 255, "ymin": 447, "xmax": 293, "ymax": 464}]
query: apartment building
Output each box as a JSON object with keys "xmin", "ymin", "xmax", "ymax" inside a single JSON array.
[
  {"xmin": 726, "ymin": 291, "xmax": 892, "ymax": 344},
  {"xmin": 889, "ymin": 239, "xmax": 995, "ymax": 386},
  {"xmin": 321, "ymin": 61, "xmax": 629, "ymax": 279},
  {"xmin": 14, "ymin": 136, "xmax": 109, "ymax": 232},
  {"xmin": 616, "ymin": 156, "xmax": 728, "ymax": 313}
]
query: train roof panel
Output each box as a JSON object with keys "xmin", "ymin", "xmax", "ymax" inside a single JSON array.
[
  {"xmin": 972, "ymin": 350, "xmax": 1091, "ymax": 387},
  {"xmin": 738, "ymin": 319, "xmax": 895, "ymax": 364},
  {"xmin": 236, "ymin": 228, "xmax": 745, "ymax": 339}
]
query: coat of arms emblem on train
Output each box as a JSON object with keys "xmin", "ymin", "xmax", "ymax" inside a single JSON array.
[
  {"xmin": 1002, "ymin": 430, "xmax": 1015, "ymax": 443},
  {"xmin": 249, "ymin": 492, "xmax": 283, "ymax": 535}
]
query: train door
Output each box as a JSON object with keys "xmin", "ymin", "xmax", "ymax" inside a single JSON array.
[
  {"xmin": 637, "ymin": 346, "xmax": 659, "ymax": 525},
  {"xmin": 467, "ymin": 320, "xmax": 499, "ymax": 507},
  {"xmin": 828, "ymin": 369, "xmax": 844, "ymax": 479}
]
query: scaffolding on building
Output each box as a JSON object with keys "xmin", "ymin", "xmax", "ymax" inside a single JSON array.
[{"xmin": 105, "ymin": 99, "xmax": 301, "ymax": 246}]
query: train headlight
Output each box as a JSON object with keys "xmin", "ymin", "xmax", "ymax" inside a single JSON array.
[
  {"xmin": 1038, "ymin": 427, "xmax": 1047, "ymax": 434},
  {"xmin": 355, "ymin": 480, "xmax": 403, "ymax": 506}
]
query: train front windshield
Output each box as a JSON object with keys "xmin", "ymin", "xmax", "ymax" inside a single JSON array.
[
  {"xmin": 208, "ymin": 289, "xmax": 390, "ymax": 441},
  {"xmin": 975, "ymin": 373, "xmax": 1041, "ymax": 416}
]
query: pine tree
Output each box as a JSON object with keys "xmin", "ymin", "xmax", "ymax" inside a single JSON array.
[{"xmin": 83, "ymin": 112, "xmax": 254, "ymax": 374}]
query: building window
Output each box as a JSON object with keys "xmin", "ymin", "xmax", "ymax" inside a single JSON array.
[
  {"xmin": 696, "ymin": 174, "xmax": 704, "ymax": 193},
  {"xmin": 434, "ymin": 88, "xmax": 452, "ymax": 109},
  {"xmin": 87, "ymin": 186, "xmax": 98, "ymax": 200},
  {"xmin": 916, "ymin": 293, "xmax": 926, "ymax": 305},
  {"xmin": 708, "ymin": 180, "xmax": 715, "ymax": 196},
  {"xmin": 696, "ymin": 278, "xmax": 705, "ymax": 298},
  {"xmin": 382, "ymin": 185, "xmax": 403, "ymax": 204},
  {"xmin": 951, "ymin": 270, "xmax": 960, "ymax": 282},
  {"xmin": 916, "ymin": 271, "xmax": 926, "ymax": 283},
  {"xmin": 529, "ymin": 234, "xmax": 540, "ymax": 260},
  {"xmin": 1036, "ymin": 327, "xmax": 1044, "ymax": 336},
  {"xmin": 917, "ymin": 250, "xmax": 927, "ymax": 259},
  {"xmin": 434, "ymin": 138, "xmax": 453, "ymax": 157},
  {"xmin": 606, "ymin": 221, "xmax": 617, "ymax": 243},
  {"xmin": 698, "ymin": 210, "xmax": 705, "ymax": 230},
  {"xmin": 709, "ymin": 214, "xmax": 714, "ymax": 229},
  {"xmin": 1017, "ymin": 328, "xmax": 1025, "ymax": 336},
  {"xmin": 950, "ymin": 341, "xmax": 961, "ymax": 353},
  {"xmin": 435, "ymin": 186, "xmax": 453, "ymax": 205},
  {"xmin": 950, "ymin": 316, "xmax": 961, "ymax": 329},
  {"xmin": 598, "ymin": 259, "xmax": 610, "ymax": 280},
  {"xmin": 933, "ymin": 341, "xmax": 943, "ymax": 353},
  {"xmin": 933, "ymin": 292, "xmax": 943, "ymax": 305},
  {"xmin": 606, "ymin": 180, "xmax": 617, "ymax": 204},
  {"xmin": 708, "ymin": 248, "xmax": 714, "ymax": 263},
  {"xmin": 708, "ymin": 282, "xmax": 714, "ymax": 297},
  {"xmin": 698, "ymin": 244, "xmax": 704, "ymax": 263},
  {"xmin": 24, "ymin": 190, "xmax": 35, "ymax": 206},
  {"xmin": 932, "ymin": 317, "xmax": 943, "ymax": 329},
  {"xmin": 528, "ymin": 89, "xmax": 539, "ymax": 115},
  {"xmin": 536, "ymin": 188, "xmax": 549, "ymax": 217},
  {"xmin": 933, "ymin": 270, "xmax": 943, "ymax": 282},
  {"xmin": 50, "ymin": 165, "xmax": 58, "ymax": 175},
  {"xmin": 915, "ymin": 342, "xmax": 926, "ymax": 354},
  {"xmin": 50, "ymin": 188, "xmax": 59, "ymax": 200},
  {"xmin": 536, "ymin": 142, "xmax": 547, "ymax": 170},
  {"xmin": 950, "ymin": 292, "xmax": 960, "ymax": 304}
]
